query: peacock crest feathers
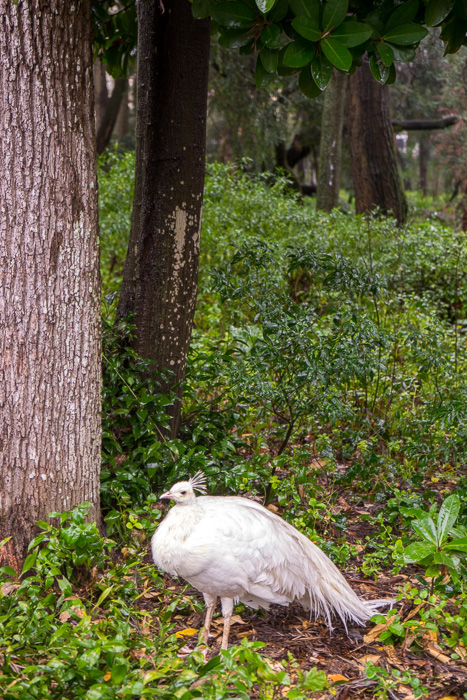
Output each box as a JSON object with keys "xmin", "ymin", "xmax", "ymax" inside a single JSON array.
[{"xmin": 189, "ymin": 470, "xmax": 207, "ymax": 494}]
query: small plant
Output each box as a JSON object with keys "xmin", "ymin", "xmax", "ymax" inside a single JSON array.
[
  {"xmin": 366, "ymin": 662, "xmax": 428, "ymax": 698},
  {"xmin": 398, "ymin": 493, "xmax": 467, "ymax": 586},
  {"xmin": 24, "ymin": 502, "xmax": 114, "ymax": 583}
]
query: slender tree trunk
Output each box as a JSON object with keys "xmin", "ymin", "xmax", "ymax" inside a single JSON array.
[
  {"xmin": 114, "ymin": 84, "xmax": 130, "ymax": 140},
  {"xmin": 347, "ymin": 59, "xmax": 408, "ymax": 224},
  {"xmin": 94, "ymin": 58, "xmax": 109, "ymax": 133},
  {"xmin": 317, "ymin": 70, "xmax": 346, "ymax": 211},
  {"xmin": 419, "ymin": 134, "xmax": 429, "ymax": 196},
  {"xmin": 117, "ymin": 0, "xmax": 210, "ymax": 436},
  {"xmin": 0, "ymin": 0, "xmax": 101, "ymax": 568},
  {"xmin": 96, "ymin": 77, "xmax": 128, "ymax": 155}
]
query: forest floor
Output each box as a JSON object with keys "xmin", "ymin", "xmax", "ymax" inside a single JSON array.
[{"xmin": 145, "ymin": 475, "xmax": 467, "ymax": 700}]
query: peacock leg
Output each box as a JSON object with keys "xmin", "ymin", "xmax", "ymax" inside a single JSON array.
[
  {"xmin": 220, "ymin": 597, "xmax": 234, "ymax": 649},
  {"xmin": 202, "ymin": 593, "xmax": 217, "ymax": 643}
]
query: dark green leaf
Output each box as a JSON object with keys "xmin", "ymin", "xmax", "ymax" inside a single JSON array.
[
  {"xmin": 211, "ymin": 1, "xmax": 257, "ymax": 27},
  {"xmin": 290, "ymin": 0, "xmax": 320, "ymax": 22},
  {"xmin": 425, "ymin": 0, "xmax": 455, "ymax": 26},
  {"xmin": 292, "ymin": 15, "xmax": 322, "ymax": 41},
  {"xmin": 437, "ymin": 494, "xmax": 460, "ymax": 544},
  {"xmin": 21, "ymin": 550, "xmax": 38, "ymax": 576},
  {"xmin": 385, "ymin": 63, "xmax": 397, "ymax": 83},
  {"xmin": 260, "ymin": 47, "xmax": 279, "ymax": 72},
  {"xmin": 218, "ymin": 28, "xmax": 253, "ymax": 48},
  {"xmin": 261, "ymin": 23, "xmax": 282, "ymax": 48},
  {"xmin": 321, "ymin": 37, "xmax": 353, "ymax": 70},
  {"xmin": 255, "ymin": 55, "xmax": 276, "ymax": 87},
  {"xmin": 192, "ymin": 0, "xmax": 219, "ymax": 19},
  {"xmin": 384, "ymin": 23, "xmax": 428, "ymax": 45},
  {"xmin": 268, "ymin": 0, "xmax": 289, "ymax": 22},
  {"xmin": 376, "ymin": 42, "xmax": 394, "ymax": 65},
  {"xmin": 412, "ymin": 515, "xmax": 438, "ymax": 546},
  {"xmin": 369, "ymin": 54, "xmax": 390, "ymax": 83},
  {"xmin": 283, "ymin": 38, "xmax": 316, "ymax": 67},
  {"xmin": 311, "ymin": 52, "xmax": 333, "ymax": 89},
  {"xmin": 299, "ymin": 65, "xmax": 322, "ymax": 97},
  {"xmin": 111, "ymin": 664, "xmax": 127, "ymax": 684},
  {"xmin": 385, "ymin": 0, "xmax": 419, "ymax": 32},
  {"xmin": 323, "ymin": 0, "xmax": 349, "ymax": 32},
  {"xmin": 441, "ymin": 17, "xmax": 467, "ymax": 54},
  {"xmin": 256, "ymin": 0, "xmax": 275, "ymax": 14},
  {"xmin": 445, "ymin": 536, "xmax": 467, "ymax": 552},
  {"xmin": 330, "ymin": 21, "xmax": 373, "ymax": 47},
  {"xmin": 403, "ymin": 542, "xmax": 436, "ymax": 563},
  {"xmin": 432, "ymin": 551, "xmax": 457, "ymax": 567},
  {"xmin": 388, "ymin": 44, "xmax": 416, "ymax": 61}
]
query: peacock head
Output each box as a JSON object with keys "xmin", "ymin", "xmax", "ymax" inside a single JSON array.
[{"xmin": 158, "ymin": 471, "xmax": 207, "ymax": 506}]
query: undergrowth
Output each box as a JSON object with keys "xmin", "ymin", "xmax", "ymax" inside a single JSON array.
[{"xmin": 2, "ymin": 155, "xmax": 466, "ymax": 697}]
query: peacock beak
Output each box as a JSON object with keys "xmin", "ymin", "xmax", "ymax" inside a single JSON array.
[{"xmin": 159, "ymin": 490, "xmax": 173, "ymax": 502}]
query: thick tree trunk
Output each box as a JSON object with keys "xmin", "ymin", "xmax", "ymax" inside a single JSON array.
[
  {"xmin": 117, "ymin": 0, "xmax": 210, "ymax": 436},
  {"xmin": 347, "ymin": 59, "xmax": 408, "ymax": 224},
  {"xmin": 317, "ymin": 70, "xmax": 346, "ymax": 211},
  {"xmin": 0, "ymin": 0, "xmax": 101, "ymax": 567}
]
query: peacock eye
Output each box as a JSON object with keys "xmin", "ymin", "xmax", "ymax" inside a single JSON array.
[{"xmin": 181, "ymin": 490, "xmax": 186, "ymax": 495}]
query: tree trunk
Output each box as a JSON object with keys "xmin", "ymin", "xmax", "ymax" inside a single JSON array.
[
  {"xmin": 116, "ymin": 0, "xmax": 210, "ymax": 437},
  {"xmin": 96, "ymin": 77, "xmax": 128, "ymax": 155},
  {"xmin": 94, "ymin": 58, "xmax": 109, "ymax": 134},
  {"xmin": 114, "ymin": 84, "xmax": 130, "ymax": 139},
  {"xmin": 0, "ymin": 0, "xmax": 101, "ymax": 568},
  {"xmin": 317, "ymin": 70, "xmax": 346, "ymax": 211},
  {"xmin": 347, "ymin": 59, "xmax": 408, "ymax": 224},
  {"xmin": 419, "ymin": 134, "xmax": 429, "ymax": 196}
]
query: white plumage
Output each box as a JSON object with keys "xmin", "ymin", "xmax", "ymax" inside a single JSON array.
[{"xmin": 151, "ymin": 472, "xmax": 391, "ymax": 648}]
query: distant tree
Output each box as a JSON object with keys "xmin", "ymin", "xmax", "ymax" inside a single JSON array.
[
  {"xmin": 0, "ymin": 0, "xmax": 101, "ymax": 567},
  {"xmin": 316, "ymin": 70, "xmax": 346, "ymax": 211},
  {"xmin": 347, "ymin": 59, "xmax": 408, "ymax": 223}
]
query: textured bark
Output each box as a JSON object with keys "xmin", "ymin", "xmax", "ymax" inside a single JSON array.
[
  {"xmin": 117, "ymin": 0, "xmax": 211, "ymax": 436},
  {"xmin": 347, "ymin": 59, "xmax": 408, "ymax": 224},
  {"xmin": 0, "ymin": 0, "xmax": 101, "ymax": 567},
  {"xmin": 317, "ymin": 70, "xmax": 346, "ymax": 211}
]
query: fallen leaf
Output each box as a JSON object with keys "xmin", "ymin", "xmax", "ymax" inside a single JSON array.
[
  {"xmin": 59, "ymin": 611, "xmax": 71, "ymax": 622},
  {"xmin": 1, "ymin": 583, "xmax": 19, "ymax": 595},
  {"xmin": 175, "ymin": 628, "xmax": 198, "ymax": 638},
  {"xmin": 426, "ymin": 642, "xmax": 451, "ymax": 664},
  {"xmin": 267, "ymin": 504, "xmax": 279, "ymax": 513},
  {"xmin": 143, "ymin": 590, "xmax": 158, "ymax": 599},
  {"xmin": 104, "ymin": 672, "xmax": 111, "ymax": 681},
  {"xmin": 357, "ymin": 654, "xmax": 381, "ymax": 668},
  {"xmin": 328, "ymin": 674, "xmax": 349, "ymax": 683},
  {"xmin": 364, "ymin": 615, "xmax": 397, "ymax": 643}
]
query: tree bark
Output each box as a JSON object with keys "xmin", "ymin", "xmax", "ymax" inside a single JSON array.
[
  {"xmin": 0, "ymin": 0, "xmax": 101, "ymax": 567},
  {"xmin": 116, "ymin": 0, "xmax": 211, "ymax": 436},
  {"xmin": 317, "ymin": 70, "xmax": 346, "ymax": 211},
  {"xmin": 347, "ymin": 59, "xmax": 408, "ymax": 224}
]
